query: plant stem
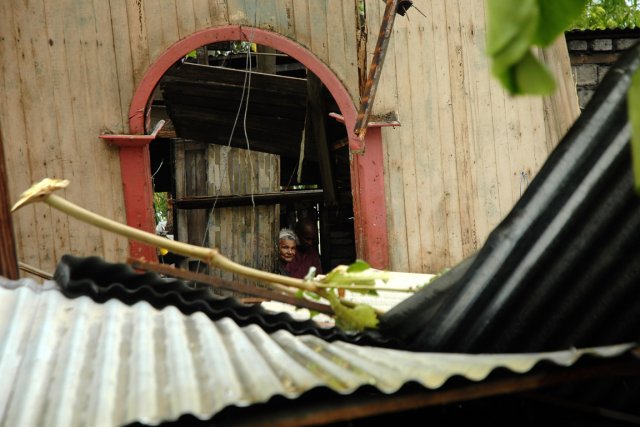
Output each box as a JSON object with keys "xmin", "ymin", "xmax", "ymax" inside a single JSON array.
[
  {"xmin": 12, "ymin": 178, "xmax": 386, "ymax": 318},
  {"xmin": 315, "ymin": 283, "xmax": 421, "ymax": 292},
  {"xmin": 44, "ymin": 194, "xmax": 320, "ymax": 292}
]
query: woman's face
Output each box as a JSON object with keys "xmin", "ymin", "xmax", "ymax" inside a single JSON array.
[{"xmin": 278, "ymin": 238, "xmax": 297, "ymax": 263}]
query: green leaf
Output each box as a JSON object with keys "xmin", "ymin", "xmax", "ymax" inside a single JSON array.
[
  {"xmin": 534, "ymin": 0, "xmax": 589, "ymax": 46},
  {"xmin": 325, "ymin": 292, "xmax": 378, "ymax": 332},
  {"xmin": 486, "ymin": 0, "xmax": 538, "ymax": 56},
  {"xmin": 513, "ymin": 50, "xmax": 556, "ymax": 95},
  {"xmin": 346, "ymin": 259, "xmax": 371, "ymax": 273},
  {"xmin": 628, "ymin": 67, "xmax": 640, "ymax": 193},
  {"xmin": 489, "ymin": 8, "xmax": 539, "ymax": 73}
]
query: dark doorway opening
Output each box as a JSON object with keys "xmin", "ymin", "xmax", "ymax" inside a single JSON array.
[{"xmin": 149, "ymin": 41, "xmax": 356, "ymax": 278}]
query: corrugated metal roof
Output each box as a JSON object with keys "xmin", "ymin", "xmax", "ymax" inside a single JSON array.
[
  {"xmin": 380, "ymin": 41, "xmax": 640, "ymax": 355},
  {"xmin": 1, "ymin": 278, "xmax": 636, "ymax": 427},
  {"xmin": 53, "ymin": 255, "xmax": 403, "ymax": 348}
]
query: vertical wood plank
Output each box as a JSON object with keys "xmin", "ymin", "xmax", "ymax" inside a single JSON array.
[
  {"xmin": 0, "ymin": 0, "xmax": 40, "ymax": 270},
  {"xmin": 143, "ymin": 0, "xmax": 166, "ymax": 62},
  {"xmin": 374, "ymin": 0, "xmax": 409, "ymax": 271},
  {"xmin": 208, "ymin": 0, "xmax": 230, "ymax": 26},
  {"xmin": 446, "ymin": 0, "xmax": 478, "ymax": 258},
  {"xmin": 459, "ymin": 0, "xmax": 500, "ymax": 247},
  {"xmin": 93, "ymin": 0, "xmax": 130, "ymax": 259},
  {"xmin": 290, "ymin": 0, "xmax": 311, "ymax": 48},
  {"xmin": 193, "ymin": 0, "xmax": 213, "ymax": 30},
  {"xmin": 540, "ymin": 39, "xmax": 580, "ymax": 152},
  {"xmin": 255, "ymin": 0, "xmax": 277, "ymax": 32},
  {"xmin": 432, "ymin": 0, "xmax": 462, "ymax": 267},
  {"xmin": 274, "ymin": 0, "xmax": 295, "ymax": 38},
  {"xmin": 12, "ymin": 0, "xmax": 66, "ymax": 271},
  {"xmin": 125, "ymin": 0, "xmax": 150, "ymax": 89},
  {"xmin": 174, "ymin": 140, "xmax": 189, "ymax": 243},
  {"xmin": 308, "ymin": 1, "xmax": 328, "ymax": 64},
  {"xmin": 107, "ymin": 0, "xmax": 136, "ymax": 128},
  {"xmin": 340, "ymin": 0, "xmax": 360, "ymax": 98},
  {"xmin": 406, "ymin": 15, "xmax": 437, "ymax": 272},
  {"xmin": 176, "ymin": 0, "xmax": 197, "ymax": 39},
  {"xmin": 326, "ymin": 0, "xmax": 347, "ymax": 82},
  {"xmin": 0, "ymin": 127, "xmax": 19, "ymax": 279},
  {"xmin": 227, "ymin": 0, "xmax": 252, "ymax": 25},
  {"xmin": 392, "ymin": 20, "xmax": 422, "ymax": 272}
]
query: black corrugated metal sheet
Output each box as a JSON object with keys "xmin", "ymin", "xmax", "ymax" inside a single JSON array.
[
  {"xmin": 53, "ymin": 254, "xmax": 402, "ymax": 348},
  {"xmin": 379, "ymin": 41, "xmax": 640, "ymax": 355}
]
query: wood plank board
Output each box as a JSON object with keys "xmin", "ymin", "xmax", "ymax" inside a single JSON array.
[
  {"xmin": 446, "ymin": 0, "xmax": 478, "ymax": 258},
  {"xmin": 432, "ymin": 0, "xmax": 462, "ymax": 267},
  {"xmin": 94, "ymin": 0, "xmax": 130, "ymax": 259},
  {"xmin": 274, "ymin": 0, "xmax": 296, "ymax": 38},
  {"xmin": 407, "ymin": 15, "xmax": 438, "ymax": 272},
  {"xmin": 125, "ymin": 0, "xmax": 150, "ymax": 89},
  {"xmin": 308, "ymin": 1, "xmax": 328, "ymax": 64},
  {"xmin": 208, "ymin": 0, "xmax": 230, "ymax": 26},
  {"xmin": 291, "ymin": 0, "xmax": 312, "ymax": 49},
  {"xmin": 459, "ymin": 0, "xmax": 500, "ymax": 247},
  {"xmin": 0, "ymin": 0, "xmax": 41, "ymax": 272},
  {"xmin": 176, "ymin": 0, "xmax": 197, "ymax": 39},
  {"xmin": 393, "ymin": 20, "xmax": 422, "ymax": 272},
  {"xmin": 143, "ymin": 0, "xmax": 166, "ymax": 63},
  {"xmin": 372, "ymin": 0, "xmax": 409, "ymax": 271}
]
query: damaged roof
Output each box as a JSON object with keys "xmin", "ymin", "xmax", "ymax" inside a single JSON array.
[
  {"xmin": 1, "ymin": 278, "xmax": 637, "ymax": 427},
  {"xmin": 379, "ymin": 40, "xmax": 640, "ymax": 355}
]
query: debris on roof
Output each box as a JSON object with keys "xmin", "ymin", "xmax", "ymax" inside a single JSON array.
[
  {"xmin": 380, "ymin": 41, "xmax": 640, "ymax": 355},
  {"xmin": 1, "ymin": 277, "xmax": 637, "ymax": 427}
]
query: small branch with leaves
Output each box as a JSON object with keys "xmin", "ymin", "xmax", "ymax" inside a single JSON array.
[{"xmin": 11, "ymin": 178, "xmax": 424, "ymax": 332}]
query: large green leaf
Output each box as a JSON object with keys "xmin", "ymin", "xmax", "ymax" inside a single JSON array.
[
  {"xmin": 513, "ymin": 50, "xmax": 556, "ymax": 95},
  {"xmin": 534, "ymin": 0, "xmax": 589, "ymax": 46},
  {"xmin": 486, "ymin": 0, "xmax": 538, "ymax": 56},
  {"xmin": 628, "ymin": 67, "xmax": 640, "ymax": 194},
  {"xmin": 490, "ymin": 11, "xmax": 539, "ymax": 72}
]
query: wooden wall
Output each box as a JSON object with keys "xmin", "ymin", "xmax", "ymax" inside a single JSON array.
[
  {"xmin": 174, "ymin": 140, "xmax": 280, "ymax": 283},
  {"xmin": 368, "ymin": 0, "xmax": 580, "ymax": 272},
  {"xmin": 0, "ymin": 0, "xmax": 578, "ymax": 277}
]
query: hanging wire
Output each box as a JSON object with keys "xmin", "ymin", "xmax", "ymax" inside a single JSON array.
[{"xmin": 195, "ymin": 31, "xmax": 258, "ymax": 274}]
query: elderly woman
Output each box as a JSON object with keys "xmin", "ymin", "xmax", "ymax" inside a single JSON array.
[{"xmin": 277, "ymin": 228, "xmax": 298, "ymax": 276}]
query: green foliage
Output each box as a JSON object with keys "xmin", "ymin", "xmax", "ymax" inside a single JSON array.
[
  {"xmin": 486, "ymin": 0, "xmax": 588, "ymax": 95},
  {"xmin": 486, "ymin": 0, "xmax": 640, "ymax": 193},
  {"xmin": 573, "ymin": 0, "xmax": 640, "ymax": 30},
  {"xmin": 153, "ymin": 192, "xmax": 168, "ymax": 222},
  {"xmin": 321, "ymin": 260, "xmax": 386, "ymax": 295},
  {"xmin": 628, "ymin": 71, "xmax": 640, "ymax": 192},
  {"xmin": 324, "ymin": 291, "xmax": 379, "ymax": 332},
  {"xmin": 293, "ymin": 259, "xmax": 392, "ymax": 331}
]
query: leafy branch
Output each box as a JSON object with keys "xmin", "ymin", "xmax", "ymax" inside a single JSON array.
[
  {"xmin": 11, "ymin": 178, "xmax": 420, "ymax": 332},
  {"xmin": 486, "ymin": 0, "xmax": 640, "ymax": 193}
]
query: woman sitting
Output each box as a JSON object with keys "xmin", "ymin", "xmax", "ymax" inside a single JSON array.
[{"xmin": 277, "ymin": 228, "xmax": 298, "ymax": 276}]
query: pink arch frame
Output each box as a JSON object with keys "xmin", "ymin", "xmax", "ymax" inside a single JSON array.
[{"xmin": 118, "ymin": 25, "xmax": 389, "ymax": 268}]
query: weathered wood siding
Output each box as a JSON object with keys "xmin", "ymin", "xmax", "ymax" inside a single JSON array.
[
  {"xmin": 369, "ymin": 0, "xmax": 580, "ymax": 272},
  {"xmin": 174, "ymin": 141, "xmax": 279, "ymax": 282},
  {"xmin": 0, "ymin": 0, "xmax": 578, "ymax": 276}
]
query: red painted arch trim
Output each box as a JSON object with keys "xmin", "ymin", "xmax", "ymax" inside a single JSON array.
[
  {"xmin": 129, "ymin": 26, "xmax": 363, "ymax": 151},
  {"xmin": 123, "ymin": 25, "xmax": 389, "ymax": 268}
]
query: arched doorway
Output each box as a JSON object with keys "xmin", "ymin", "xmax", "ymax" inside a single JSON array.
[{"xmin": 117, "ymin": 26, "xmax": 388, "ymax": 269}]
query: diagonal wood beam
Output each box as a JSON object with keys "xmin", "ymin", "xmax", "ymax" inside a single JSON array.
[{"xmin": 353, "ymin": 0, "xmax": 401, "ymax": 141}]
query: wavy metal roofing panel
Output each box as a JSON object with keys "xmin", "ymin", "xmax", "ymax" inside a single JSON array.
[
  {"xmin": 1, "ymin": 278, "xmax": 636, "ymax": 427},
  {"xmin": 53, "ymin": 255, "xmax": 402, "ymax": 348}
]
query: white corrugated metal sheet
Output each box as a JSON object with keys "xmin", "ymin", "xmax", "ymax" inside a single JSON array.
[{"xmin": 0, "ymin": 278, "xmax": 634, "ymax": 427}]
